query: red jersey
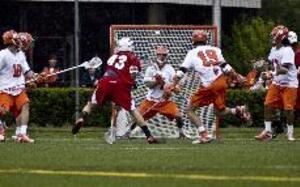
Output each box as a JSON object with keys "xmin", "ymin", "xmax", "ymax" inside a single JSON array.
[
  {"xmin": 105, "ymin": 51, "xmax": 141, "ymax": 85},
  {"xmin": 295, "ymin": 47, "xmax": 300, "ymax": 68}
]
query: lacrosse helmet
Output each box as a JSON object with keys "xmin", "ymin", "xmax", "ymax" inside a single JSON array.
[
  {"xmin": 17, "ymin": 32, "xmax": 34, "ymax": 51},
  {"xmin": 117, "ymin": 37, "xmax": 134, "ymax": 52},
  {"xmin": 2, "ymin": 30, "xmax": 18, "ymax": 46},
  {"xmin": 156, "ymin": 46, "xmax": 169, "ymax": 67},
  {"xmin": 192, "ymin": 30, "xmax": 208, "ymax": 45},
  {"xmin": 288, "ymin": 31, "xmax": 298, "ymax": 44},
  {"xmin": 270, "ymin": 25, "xmax": 289, "ymax": 45}
]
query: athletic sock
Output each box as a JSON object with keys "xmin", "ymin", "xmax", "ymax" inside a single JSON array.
[
  {"xmin": 176, "ymin": 118, "xmax": 184, "ymax": 129},
  {"xmin": 264, "ymin": 121, "xmax": 272, "ymax": 132},
  {"xmin": 15, "ymin": 126, "xmax": 21, "ymax": 135},
  {"xmin": 287, "ymin": 125, "xmax": 294, "ymax": 134},
  {"xmin": 130, "ymin": 123, "xmax": 137, "ymax": 131},
  {"xmin": 20, "ymin": 125, "xmax": 28, "ymax": 135},
  {"xmin": 198, "ymin": 126, "xmax": 205, "ymax": 133},
  {"xmin": 141, "ymin": 125, "xmax": 151, "ymax": 138}
]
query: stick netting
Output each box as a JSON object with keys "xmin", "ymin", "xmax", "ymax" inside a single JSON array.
[{"xmin": 110, "ymin": 25, "xmax": 218, "ymax": 139}]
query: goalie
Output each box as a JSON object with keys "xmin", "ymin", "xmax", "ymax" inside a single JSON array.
[{"xmin": 128, "ymin": 46, "xmax": 186, "ymax": 138}]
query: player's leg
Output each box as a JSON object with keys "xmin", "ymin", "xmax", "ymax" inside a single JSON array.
[
  {"xmin": 186, "ymin": 103, "xmax": 212, "ymax": 143},
  {"xmin": 255, "ymin": 84, "xmax": 280, "ymax": 141},
  {"xmin": 158, "ymin": 100, "xmax": 186, "ymax": 138},
  {"xmin": 72, "ymin": 101, "xmax": 96, "ymax": 134},
  {"xmin": 272, "ymin": 110, "xmax": 285, "ymax": 139},
  {"xmin": 0, "ymin": 93, "xmax": 13, "ymax": 142},
  {"xmin": 72, "ymin": 77, "xmax": 110, "ymax": 135},
  {"xmin": 125, "ymin": 99, "xmax": 157, "ymax": 137},
  {"xmin": 13, "ymin": 92, "xmax": 34, "ymax": 143},
  {"xmin": 282, "ymin": 87, "xmax": 297, "ymax": 141},
  {"xmin": 129, "ymin": 108, "xmax": 158, "ymax": 144}
]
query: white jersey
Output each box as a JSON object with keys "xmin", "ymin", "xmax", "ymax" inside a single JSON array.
[
  {"xmin": 0, "ymin": 48, "xmax": 31, "ymax": 96},
  {"xmin": 144, "ymin": 63, "xmax": 175, "ymax": 101},
  {"xmin": 268, "ymin": 46, "xmax": 298, "ymax": 88},
  {"xmin": 181, "ymin": 45, "xmax": 225, "ymax": 87}
]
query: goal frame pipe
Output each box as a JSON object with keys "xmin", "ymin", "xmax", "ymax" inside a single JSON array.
[{"xmin": 109, "ymin": 25, "xmax": 218, "ymax": 55}]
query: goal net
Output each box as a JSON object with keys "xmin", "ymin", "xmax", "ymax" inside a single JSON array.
[{"xmin": 110, "ymin": 25, "xmax": 219, "ymax": 139}]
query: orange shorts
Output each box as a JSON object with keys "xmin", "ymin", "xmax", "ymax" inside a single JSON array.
[
  {"xmin": 294, "ymin": 86, "xmax": 300, "ymax": 110},
  {"xmin": 264, "ymin": 84, "xmax": 297, "ymax": 110},
  {"xmin": 138, "ymin": 99, "xmax": 179, "ymax": 120},
  {"xmin": 0, "ymin": 91, "xmax": 29, "ymax": 117},
  {"xmin": 190, "ymin": 75, "xmax": 228, "ymax": 110}
]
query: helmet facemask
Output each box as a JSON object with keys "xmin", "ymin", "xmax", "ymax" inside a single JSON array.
[{"xmin": 155, "ymin": 46, "xmax": 169, "ymax": 68}]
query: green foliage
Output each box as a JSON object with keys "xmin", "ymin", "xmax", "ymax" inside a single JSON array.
[
  {"xmin": 223, "ymin": 17, "xmax": 274, "ymax": 74},
  {"xmin": 261, "ymin": 0, "xmax": 300, "ymax": 34},
  {"xmin": 26, "ymin": 88, "xmax": 269, "ymax": 128},
  {"xmin": 225, "ymin": 89, "xmax": 266, "ymax": 127},
  {"xmin": 28, "ymin": 88, "xmax": 111, "ymax": 127}
]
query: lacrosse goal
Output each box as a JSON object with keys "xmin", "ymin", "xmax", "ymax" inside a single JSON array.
[{"xmin": 110, "ymin": 25, "xmax": 219, "ymax": 139}]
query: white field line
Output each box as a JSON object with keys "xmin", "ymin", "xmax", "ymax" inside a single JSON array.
[{"xmin": 0, "ymin": 168, "xmax": 299, "ymax": 182}]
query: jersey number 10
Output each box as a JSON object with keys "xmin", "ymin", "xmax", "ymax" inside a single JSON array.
[{"xmin": 13, "ymin": 64, "xmax": 22, "ymax": 77}]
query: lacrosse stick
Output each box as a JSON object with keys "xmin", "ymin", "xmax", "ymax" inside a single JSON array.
[{"xmin": 3, "ymin": 57, "xmax": 103, "ymax": 91}]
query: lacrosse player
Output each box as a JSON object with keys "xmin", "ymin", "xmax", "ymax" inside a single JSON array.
[
  {"xmin": 0, "ymin": 30, "xmax": 44, "ymax": 143},
  {"xmin": 127, "ymin": 46, "xmax": 186, "ymax": 138},
  {"xmin": 176, "ymin": 30, "xmax": 251, "ymax": 144},
  {"xmin": 72, "ymin": 37, "xmax": 158, "ymax": 144},
  {"xmin": 255, "ymin": 26, "xmax": 297, "ymax": 141}
]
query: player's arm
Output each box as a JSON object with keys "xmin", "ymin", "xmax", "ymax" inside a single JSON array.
[
  {"xmin": 174, "ymin": 51, "xmax": 193, "ymax": 81},
  {"xmin": 144, "ymin": 67, "xmax": 164, "ymax": 89},
  {"xmin": 276, "ymin": 47, "xmax": 295, "ymax": 75},
  {"xmin": 275, "ymin": 64, "xmax": 290, "ymax": 75}
]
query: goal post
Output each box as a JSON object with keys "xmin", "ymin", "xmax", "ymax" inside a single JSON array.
[{"xmin": 109, "ymin": 25, "xmax": 219, "ymax": 139}]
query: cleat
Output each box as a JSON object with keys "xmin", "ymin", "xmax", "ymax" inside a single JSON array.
[
  {"xmin": 72, "ymin": 118, "xmax": 84, "ymax": 135},
  {"xmin": 192, "ymin": 130, "xmax": 213, "ymax": 144},
  {"xmin": 146, "ymin": 136, "xmax": 158, "ymax": 144},
  {"xmin": 235, "ymin": 105, "xmax": 252, "ymax": 122},
  {"xmin": 14, "ymin": 134, "xmax": 34, "ymax": 143},
  {"xmin": 255, "ymin": 130, "xmax": 272, "ymax": 141}
]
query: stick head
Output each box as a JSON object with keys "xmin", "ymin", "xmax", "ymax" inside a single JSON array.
[{"xmin": 83, "ymin": 56, "xmax": 103, "ymax": 69}]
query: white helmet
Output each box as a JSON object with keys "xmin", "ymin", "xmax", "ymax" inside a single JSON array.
[
  {"xmin": 288, "ymin": 31, "xmax": 298, "ymax": 44},
  {"xmin": 117, "ymin": 37, "xmax": 134, "ymax": 52}
]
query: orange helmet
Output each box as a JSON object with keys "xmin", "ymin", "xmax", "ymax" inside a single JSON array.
[
  {"xmin": 270, "ymin": 25, "xmax": 289, "ymax": 45},
  {"xmin": 156, "ymin": 46, "xmax": 169, "ymax": 55},
  {"xmin": 17, "ymin": 32, "xmax": 34, "ymax": 50},
  {"xmin": 192, "ymin": 30, "xmax": 208, "ymax": 45},
  {"xmin": 2, "ymin": 30, "xmax": 18, "ymax": 45}
]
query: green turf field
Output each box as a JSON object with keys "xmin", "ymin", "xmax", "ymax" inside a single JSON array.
[{"xmin": 0, "ymin": 127, "xmax": 299, "ymax": 187}]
